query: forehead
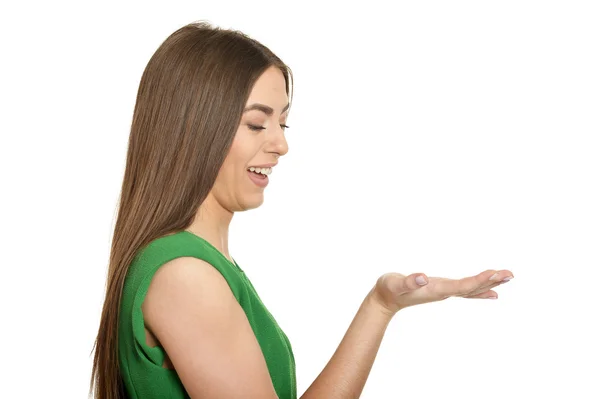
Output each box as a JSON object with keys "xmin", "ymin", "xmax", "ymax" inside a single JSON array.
[{"xmin": 245, "ymin": 66, "xmax": 288, "ymax": 106}]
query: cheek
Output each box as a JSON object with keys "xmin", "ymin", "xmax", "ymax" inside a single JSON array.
[
  {"xmin": 216, "ymin": 160, "xmax": 240, "ymax": 189},
  {"xmin": 217, "ymin": 153, "xmax": 245, "ymax": 190},
  {"xmin": 227, "ymin": 134, "xmax": 254, "ymax": 172},
  {"xmin": 215, "ymin": 130, "xmax": 255, "ymax": 192}
]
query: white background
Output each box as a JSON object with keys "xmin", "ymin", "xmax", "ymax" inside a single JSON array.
[{"xmin": 1, "ymin": 1, "xmax": 599, "ymax": 398}]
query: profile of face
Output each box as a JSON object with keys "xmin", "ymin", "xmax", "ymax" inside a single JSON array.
[{"xmin": 210, "ymin": 65, "xmax": 290, "ymax": 212}]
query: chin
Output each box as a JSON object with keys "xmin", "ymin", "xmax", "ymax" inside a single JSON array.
[{"xmin": 241, "ymin": 193, "xmax": 264, "ymax": 211}]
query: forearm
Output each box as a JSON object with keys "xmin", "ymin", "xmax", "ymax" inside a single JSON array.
[{"xmin": 300, "ymin": 288, "xmax": 395, "ymax": 399}]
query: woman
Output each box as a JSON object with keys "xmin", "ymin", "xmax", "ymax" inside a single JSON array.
[{"xmin": 90, "ymin": 21, "xmax": 514, "ymax": 399}]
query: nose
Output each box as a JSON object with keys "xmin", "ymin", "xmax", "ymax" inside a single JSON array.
[{"xmin": 267, "ymin": 124, "xmax": 289, "ymax": 158}]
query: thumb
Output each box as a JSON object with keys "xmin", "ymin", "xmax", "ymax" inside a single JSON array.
[{"xmin": 387, "ymin": 272, "xmax": 428, "ymax": 295}]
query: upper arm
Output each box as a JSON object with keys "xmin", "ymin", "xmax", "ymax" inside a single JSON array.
[{"xmin": 142, "ymin": 257, "xmax": 279, "ymax": 399}]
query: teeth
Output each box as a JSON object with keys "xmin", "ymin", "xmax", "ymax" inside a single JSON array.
[{"xmin": 248, "ymin": 167, "xmax": 272, "ymax": 175}]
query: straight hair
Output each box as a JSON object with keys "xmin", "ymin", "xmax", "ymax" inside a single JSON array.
[{"xmin": 90, "ymin": 21, "xmax": 293, "ymax": 398}]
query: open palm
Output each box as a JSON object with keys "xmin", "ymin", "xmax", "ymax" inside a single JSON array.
[{"xmin": 372, "ymin": 269, "xmax": 514, "ymax": 315}]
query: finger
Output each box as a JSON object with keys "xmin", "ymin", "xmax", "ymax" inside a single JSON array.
[
  {"xmin": 467, "ymin": 270, "xmax": 515, "ymax": 296},
  {"xmin": 464, "ymin": 289, "xmax": 498, "ymax": 299},
  {"xmin": 488, "ymin": 270, "xmax": 514, "ymax": 284},
  {"xmin": 465, "ymin": 280, "xmax": 504, "ymax": 297},
  {"xmin": 390, "ymin": 273, "xmax": 429, "ymax": 295},
  {"xmin": 435, "ymin": 270, "xmax": 491, "ymax": 298},
  {"xmin": 437, "ymin": 269, "xmax": 512, "ymax": 297}
]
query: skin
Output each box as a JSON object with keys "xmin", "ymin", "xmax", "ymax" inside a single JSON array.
[
  {"xmin": 144, "ymin": 64, "xmax": 288, "ymax": 354},
  {"xmin": 142, "ymin": 65, "xmax": 515, "ymax": 398},
  {"xmin": 182, "ymin": 65, "xmax": 289, "ymax": 264}
]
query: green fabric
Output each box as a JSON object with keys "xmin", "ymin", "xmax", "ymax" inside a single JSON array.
[{"xmin": 118, "ymin": 230, "xmax": 297, "ymax": 398}]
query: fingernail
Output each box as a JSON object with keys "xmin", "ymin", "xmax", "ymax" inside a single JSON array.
[
  {"xmin": 489, "ymin": 273, "xmax": 500, "ymax": 281},
  {"xmin": 502, "ymin": 276, "xmax": 513, "ymax": 283},
  {"xmin": 416, "ymin": 275, "xmax": 427, "ymax": 286},
  {"xmin": 488, "ymin": 295, "xmax": 497, "ymax": 299}
]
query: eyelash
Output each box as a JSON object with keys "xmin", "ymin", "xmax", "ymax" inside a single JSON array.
[{"xmin": 248, "ymin": 124, "xmax": 289, "ymax": 131}]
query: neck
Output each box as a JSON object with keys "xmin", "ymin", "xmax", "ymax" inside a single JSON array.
[{"xmin": 186, "ymin": 192, "xmax": 234, "ymax": 262}]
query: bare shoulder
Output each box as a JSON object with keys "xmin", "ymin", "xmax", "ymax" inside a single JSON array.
[
  {"xmin": 148, "ymin": 256, "xmax": 225, "ymax": 291},
  {"xmin": 142, "ymin": 256, "xmax": 278, "ymax": 398},
  {"xmin": 143, "ymin": 256, "xmax": 229, "ymax": 317}
]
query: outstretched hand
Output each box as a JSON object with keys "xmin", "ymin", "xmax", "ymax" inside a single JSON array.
[{"xmin": 371, "ymin": 269, "xmax": 514, "ymax": 316}]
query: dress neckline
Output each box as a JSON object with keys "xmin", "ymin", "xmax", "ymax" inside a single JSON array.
[{"xmin": 180, "ymin": 230, "xmax": 244, "ymax": 273}]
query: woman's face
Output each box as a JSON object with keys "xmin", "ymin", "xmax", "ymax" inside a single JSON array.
[{"xmin": 211, "ymin": 65, "xmax": 290, "ymax": 212}]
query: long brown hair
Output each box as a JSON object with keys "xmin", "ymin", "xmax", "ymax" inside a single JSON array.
[{"xmin": 90, "ymin": 21, "xmax": 293, "ymax": 398}]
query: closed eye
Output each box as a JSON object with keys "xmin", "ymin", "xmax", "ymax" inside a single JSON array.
[{"xmin": 247, "ymin": 124, "xmax": 290, "ymax": 131}]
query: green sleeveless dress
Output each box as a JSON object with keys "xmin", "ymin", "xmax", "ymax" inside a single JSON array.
[{"xmin": 118, "ymin": 230, "xmax": 297, "ymax": 398}]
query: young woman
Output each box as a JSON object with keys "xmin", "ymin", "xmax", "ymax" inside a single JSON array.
[{"xmin": 90, "ymin": 21, "xmax": 514, "ymax": 399}]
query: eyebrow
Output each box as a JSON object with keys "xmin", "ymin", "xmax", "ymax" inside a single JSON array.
[{"xmin": 243, "ymin": 102, "xmax": 290, "ymax": 116}]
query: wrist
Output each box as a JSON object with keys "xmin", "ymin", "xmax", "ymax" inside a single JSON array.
[{"xmin": 366, "ymin": 286, "xmax": 399, "ymax": 319}]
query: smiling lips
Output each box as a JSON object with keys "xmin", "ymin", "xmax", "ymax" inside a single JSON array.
[
  {"xmin": 248, "ymin": 166, "xmax": 272, "ymax": 175},
  {"xmin": 248, "ymin": 162, "xmax": 278, "ymax": 169},
  {"xmin": 246, "ymin": 162, "xmax": 277, "ymax": 188},
  {"xmin": 247, "ymin": 169, "xmax": 269, "ymax": 187},
  {"xmin": 246, "ymin": 163, "xmax": 275, "ymax": 188}
]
